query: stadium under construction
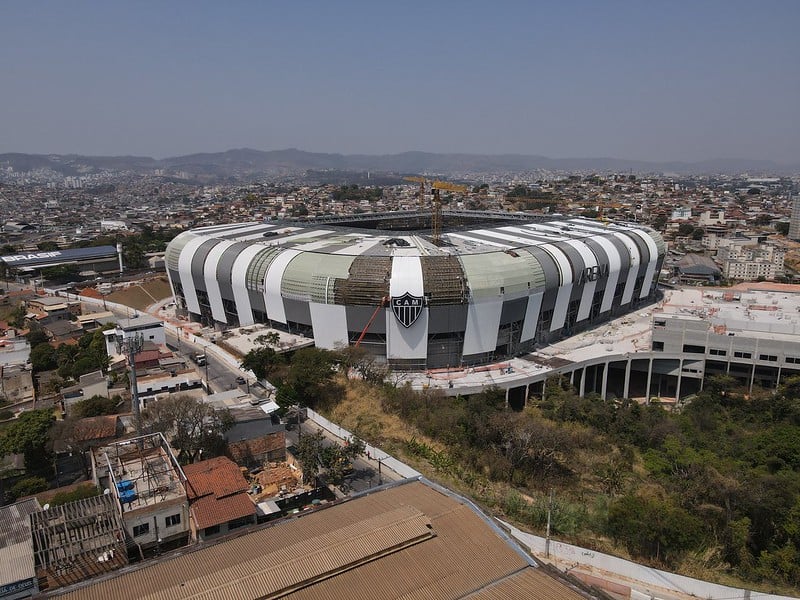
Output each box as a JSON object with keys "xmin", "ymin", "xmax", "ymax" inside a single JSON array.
[{"xmin": 165, "ymin": 211, "xmax": 666, "ymax": 370}]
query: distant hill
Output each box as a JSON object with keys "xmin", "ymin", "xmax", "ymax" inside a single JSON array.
[{"xmin": 0, "ymin": 148, "xmax": 797, "ymax": 178}]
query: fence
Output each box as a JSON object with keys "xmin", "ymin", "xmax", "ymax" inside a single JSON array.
[{"xmin": 501, "ymin": 520, "xmax": 796, "ymax": 600}]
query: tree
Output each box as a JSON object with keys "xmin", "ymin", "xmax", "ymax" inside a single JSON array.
[
  {"xmin": 139, "ymin": 395, "xmax": 233, "ymax": 464},
  {"xmin": 607, "ymin": 492, "xmax": 706, "ymax": 565},
  {"xmin": 71, "ymin": 395, "xmax": 121, "ymax": 418},
  {"xmin": 0, "ymin": 408, "xmax": 56, "ymax": 477},
  {"xmin": 776, "ymin": 222, "xmax": 790, "ymax": 236},
  {"xmin": 285, "ymin": 347, "xmax": 341, "ymax": 406},
  {"xmin": 241, "ymin": 346, "xmax": 284, "ymax": 381},
  {"xmin": 293, "ymin": 430, "xmax": 365, "ymax": 486},
  {"xmin": 9, "ymin": 476, "xmax": 48, "ymax": 500},
  {"xmin": 677, "ymin": 223, "xmax": 694, "ymax": 236},
  {"xmin": 651, "ymin": 214, "xmax": 668, "ymax": 231},
  {"xmin": 30, "ymin": 343, "xmax": 57, "ymax": 372}
]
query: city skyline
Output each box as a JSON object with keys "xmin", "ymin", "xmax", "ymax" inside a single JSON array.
[{"xmin": 1, "ymin": 1, "xmax": 799, "ymax": 163}]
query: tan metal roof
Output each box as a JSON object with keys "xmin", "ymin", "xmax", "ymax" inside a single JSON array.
[
  {"xmin": 0, "ymin": 497, "xmax": 40, "ymax": 586},
  {"xmin": 59, "ymin": 481, "xmax": 590, "ymax": 600}
]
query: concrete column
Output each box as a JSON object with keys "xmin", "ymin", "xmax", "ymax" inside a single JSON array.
[
  {"xmin": 675, "ymin": 358, "xmax": 683, "ymax": 402},
  {"xmin": 600, "ymin": 361, "xmax": 609, "ymax": 400},
  {"xmin": 623, "ymin": 358, "xmax": 631, "ymax": 400},
  {"xmin": 749, "ymin": 363, "xmax": 756, "ymax": 395},
  {"xmin": 645, "ymin": 357, "xmax": 653, "ymax": 401},
  {"xmin": 776, "ymin": 365, "xmax": 782, "ymax": 390},
  {"xmin": 578, "ymin": 367, "xmax": 586, "ymax": 397}
]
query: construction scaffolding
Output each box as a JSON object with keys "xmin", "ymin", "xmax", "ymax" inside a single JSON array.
[
  {"xmin": 334, "ymin": 256, "xmax": 392, "ymax": 306},
  {"xmin": 30, "ymin": 494, "xmax": 127, "ymax": 592},
  {"xmin": 420, "ymin": 256, "xmax": 468, "ymax": 305}
]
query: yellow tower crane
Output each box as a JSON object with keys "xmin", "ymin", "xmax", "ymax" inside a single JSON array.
[{"xmin": 403, "ymin": 177, "xmax": 469, "ymax": 245}]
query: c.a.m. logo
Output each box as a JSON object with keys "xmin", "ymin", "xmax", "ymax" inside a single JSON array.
[{"xmin": 391, "ymin": 293, "xmax": 424, "ymax": 328}]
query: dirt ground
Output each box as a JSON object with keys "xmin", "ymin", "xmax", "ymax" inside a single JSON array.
[{"xmin": 106, "ymin": 277, "xmax": 172, "ymax": 311}]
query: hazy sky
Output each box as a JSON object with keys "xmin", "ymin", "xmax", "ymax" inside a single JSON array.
[{"xmin": 2, "ymin": 1, "xmax": 799, "ymax": 162}]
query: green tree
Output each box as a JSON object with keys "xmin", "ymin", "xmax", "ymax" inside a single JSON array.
[
  {"xmin": 677, "ymin": 222, "xmax": 695, "ymax": 236},
  {"xmin": 607, "ymin": 492, "xmax": 706, "ymax": 565},
  {"xmin": 776, "ymin": 222, "xmax": 790, "ymax": 236},
  {"xmin": 139, "ymin": 395, "xmax": 233, "ymax": 464},
  {"xmin": 285, "ymin": 347, "xmax": 340, "ymax": 407},
  {"xmin": 71, "ymin": 395, "xmax": 120, "ymax": 418},
  {"xmin": 10, "ymin": 476, "xmax": 48, "ymax": 500},
  {"xmin": 241, "ymin": 345, "xmax": 284, "ymax": 381},
  {"xmin": 0, "ymin": 408, "xmax": 56, "ymax": 477},
  {"xmin": 29, "ymin": 343, "xmax": 57, "ymax": 372}
]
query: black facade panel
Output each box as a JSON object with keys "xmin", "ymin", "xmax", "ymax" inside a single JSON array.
[
  {"xmin": 499, "ymin": 297, "xmax": 528, "ymax": 325},
  {"xmin": 216, "ymin": 242, "xmax": 250, "ymax": 302},
  {"xmin": 189, "ymin": 240, "xmax": 220, "ymax": 293},
  {"xmin": 283, "ymin": 298, "xmax": 311, "ymax": 326},
  {"xmin": 248, "ymin": 290, "xmax": 267, "ymax": 315},
  {"xmin": 428, "ymin": 305, "xmax": 468, "ymax": 334},
  {"xmin": 345, "ymin": 305, "xmax": 388, "ymax": 335}
]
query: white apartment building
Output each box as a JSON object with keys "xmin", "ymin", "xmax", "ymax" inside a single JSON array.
[{"xmin": 716, "ymin": 237, "xmax": 785, "ymax": 280}]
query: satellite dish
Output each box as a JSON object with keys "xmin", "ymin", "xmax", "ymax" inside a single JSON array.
[
  {"xmin": 42, "ymin": 504, "xmax": 50, "ymax": 511},
  {"xmin": 103, "ymin": 488, "xmax": 111, "ymax": 495}
]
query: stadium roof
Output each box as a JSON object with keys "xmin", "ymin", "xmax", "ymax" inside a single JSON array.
[{"xmin": 0, "ymin": 246, "xmax": 118, "ymax": 270}]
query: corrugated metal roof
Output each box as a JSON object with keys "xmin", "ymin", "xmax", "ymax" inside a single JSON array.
[
  {"xmin": 1, "ymin": 246, "xmax": 118, "ymax": 269},
  {"xmin": 0, "ymin": 497, "xmax": 40, "ymax": 586},
  {"xmin": 59, "ymin": 481, "xmax": 589, "ymax": 600},
  {"xmin": 463, "ymin": 568, "xmax": 586, "ymax": 600}
]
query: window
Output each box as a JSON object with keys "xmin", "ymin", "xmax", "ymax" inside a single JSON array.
[
  {"xmin": 759, "ymin": 354, "xmax": 778, "ymax": 362},
  {"xmin": 165, "ymin": 513, "xmax": 181, "ymax": 527},
  {"xmin": 133, "ymin": 523, "xmax": 150, "ymax": 537},
  {"xmin": 203, "ymin": 525, "xmax": 220, "ymax": 536},
  {"xmin": 733, "ymin": 351, "xmax": 752, "ymax": 359},
  {"xmin": 682, "ymin": 344, "xmax": 706, "ymax": 354},
  {"xmin": 654, "ymin": 319, "xmax": 666, "ymax": 328},
  {"xmin": 652, "ymin": 341, "xmax": 664, "ymax": 351},
  {"xmin": 709, "ymin": 348, "xmax": 727, "ymax": 356},
  {"xmin": 787, "ymin": 356, "xmax": 800, "ymax": 364}
]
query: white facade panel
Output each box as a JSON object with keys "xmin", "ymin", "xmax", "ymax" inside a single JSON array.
[
  {"xmin": 521, "ymin": 292, "xmax": 544, "ymax": 342},
  {"xmin": 538, "ymin": 243, "xmax": 574, "ymax": 332},
  {"xmin": 563, "ymin": 239, "xmax": 598, "ymax": 322},
  {"xmin": 177, "ymin": 236, "xmax": 209, "ymax": 315},
  {"xmin": 230, "ymin": 244, "xmax": 267, "ymax": 326},
  {"xmin": 623, "ymin": 228, "xmax": 660, "ymax": 298},
  {"xmin": 386, "ymin": 256, "xmax": 427, "ymax": 360},
  {"xmin": 551, "ymin": 285, "xmax": 573, "ymax": 331},
  {"xmin": 588, "ymin": 235, "xmax": 622, "ymax": 313},
  {"xmin": 610, "ymin": 232, "xmax": 640, "ymax": 305},
  {"xmin": 264, "ymin": 249, "xmax": 301, "ymax": 324},
  {"xmin": 309, "ymin": 303, "xmax": 349, "ymax": 349},
  {"xmin": 463, "ymin": 300, "xmax": 503, "ymax": 355},
  {"xmin": 203, "ymin": 240, "xmax": 236, "ymax": 324}
]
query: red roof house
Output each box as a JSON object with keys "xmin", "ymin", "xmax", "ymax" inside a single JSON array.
[{"xmin": 182, "ymin": 456, "xmax": 256, "ymax": 541}]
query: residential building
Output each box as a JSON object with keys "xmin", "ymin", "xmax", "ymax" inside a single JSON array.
[
  {"xmin": 98, "ymin": 433, "xmax": 190, "ymax": 554},
  {"xmin": 30, "ymin": 494, "xmax": 127, "ymax": 593},
  {"xmin": 183, "ymin": 456, "xmax": 257, "ymax": 542},
  {"xmin": 0, "ymin": 498, "xmax": 41, "ymax": 599}
]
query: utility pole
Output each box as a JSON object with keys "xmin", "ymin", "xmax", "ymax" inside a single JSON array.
[
  {"xmin": 117, "ymin": 332, "xmax": 144, "ymax": 433},
  {"xmin": 545, "ymin": 488, "xmax": 554, "ymax": 558}
]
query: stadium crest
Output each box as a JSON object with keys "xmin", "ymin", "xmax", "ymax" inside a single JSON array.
[{"xmin": 391, "ymin": 293, "xmax": 424, "ymax": 328}]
